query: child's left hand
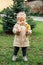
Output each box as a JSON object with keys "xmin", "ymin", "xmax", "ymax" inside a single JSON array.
[
  {"xmin": 25, "ymin": 29, "xmax": 29, "ymax": 36},
  {"xmin": 25, "ymin": 29, "xmax": 28, "ymax": 33},
  {"xmin": 25, "ymin": 29, "xmax": 32, "ymax": 36}
]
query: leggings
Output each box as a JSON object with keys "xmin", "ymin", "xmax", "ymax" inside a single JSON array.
[{"xmin": 13, "ymin": 47, "xmax": 27, "ymax": 56}]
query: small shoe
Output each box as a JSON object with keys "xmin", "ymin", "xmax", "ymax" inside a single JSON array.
[
  {"xmin": 23, "ymin": 56, "xmax": 28, "ymax": 61},
  {"xmin": 12, "ymin": 55, "xmax": 17, "ymax": 61}
]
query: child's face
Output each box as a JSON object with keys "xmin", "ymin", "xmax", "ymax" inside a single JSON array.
[{"xmin": 17, "ymin": 17, "xmax": 26, "ymax": 25}]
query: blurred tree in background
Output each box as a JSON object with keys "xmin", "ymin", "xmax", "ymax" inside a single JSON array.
[{"xmin": 2, "ymin": 8, "xmax": 15, "ymax": 34}]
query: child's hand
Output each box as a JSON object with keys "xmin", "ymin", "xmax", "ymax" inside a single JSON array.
[
  {"xmin": 18, "ymin": 29, "xmax": 21, "ymax": 33},
  {"xmin": 25, "ymin": 29, "xmax": 29, "ymax": 36},
  {"xmin": 26, "ymin": 29, "xmax": 32, "ymax": 36},
  {"xmin": 16, "ymin": 29, "xmax": 21, "ymax": 35},
  {"xmin": 25, "ymin": 29, "xmax": 28, "ymax": 33}
]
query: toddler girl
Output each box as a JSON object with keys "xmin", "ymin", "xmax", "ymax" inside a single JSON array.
[{"xmin": 12, "ymin": 12, "xmax": 32, "ymax": 61}]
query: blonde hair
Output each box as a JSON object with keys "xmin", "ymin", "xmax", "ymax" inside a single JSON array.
[{"xmin": 17, "ymin": 12, "xmax": 26, "ymax": 19}]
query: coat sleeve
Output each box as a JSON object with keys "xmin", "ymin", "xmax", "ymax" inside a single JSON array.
[{"xmin": 12, "ymin": 24, "xmax": 18, "ymax": 34}]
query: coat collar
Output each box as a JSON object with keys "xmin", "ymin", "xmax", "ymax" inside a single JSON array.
[{"xmin": 17, "ymin": 22, "xmax": 27, "ymax": 26}]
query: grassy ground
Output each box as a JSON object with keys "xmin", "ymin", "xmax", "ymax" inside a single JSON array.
[{"xmin": 0, "ymin": 20, "xmax": 43, "ymax": 65}]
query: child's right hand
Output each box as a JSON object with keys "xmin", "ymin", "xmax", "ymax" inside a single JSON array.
[
  {"xmin": 18, "ymin": 29, "xmax": 21, "ymax": 33},
  {"xmin": 16, "ymin": 29, "xmax": 21, "ymax": 35}
]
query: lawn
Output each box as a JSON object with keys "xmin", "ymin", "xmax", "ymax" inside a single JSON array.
[{"xmin": 0, "ymin": 20, "xmax": 43, "ymax": 65}]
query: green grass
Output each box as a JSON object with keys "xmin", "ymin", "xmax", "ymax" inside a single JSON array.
[{"xmin": 0, "ymin": 20, "xmax": 43, "ymax": 65}]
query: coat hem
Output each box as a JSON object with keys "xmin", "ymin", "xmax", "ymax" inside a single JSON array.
[{"xmin": 13, "ymin": 45, "xmax": 30, "ymax": 47}]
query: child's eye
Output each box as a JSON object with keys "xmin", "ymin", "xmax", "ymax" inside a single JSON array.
[{"xmin": 20, "ymin": 19, "xmax": 24, "ymax": 21}]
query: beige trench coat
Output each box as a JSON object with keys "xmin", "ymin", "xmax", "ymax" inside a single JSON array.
[{"xmin": 13, "ymin": 22, "xmax": 32, "ymax": 47}]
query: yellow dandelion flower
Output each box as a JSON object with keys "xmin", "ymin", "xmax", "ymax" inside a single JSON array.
[{"xmin": 25, "ymin": 24, "xmax": 30, "ymax": 29}]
